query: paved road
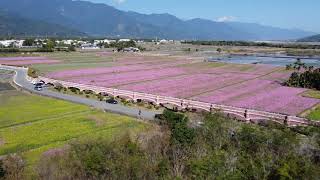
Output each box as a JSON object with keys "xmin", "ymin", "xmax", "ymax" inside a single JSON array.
[{"xmin": 0, "ymin": 66, "xmax": 162, "ymax": 120}]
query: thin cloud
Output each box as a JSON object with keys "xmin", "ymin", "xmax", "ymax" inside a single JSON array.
[
  {"xmin": 113, "ymin": 0, "xmax": 126, "ymax": 4},
  {"xmin": 216, "ymin": 16, "xmax": 237, "ymax": 22}
]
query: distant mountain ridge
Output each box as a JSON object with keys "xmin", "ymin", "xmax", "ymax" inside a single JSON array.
[
  {"xmin": 0, "ymin": 10, "xmax": 86, "ymax": 37},
  {"xmin": 0, "ymin": 0, "xmax": 316, "ymax": 40},
  {"xmin": 298, "ymin": 34, "xmax": 320, "ymax": 42}
]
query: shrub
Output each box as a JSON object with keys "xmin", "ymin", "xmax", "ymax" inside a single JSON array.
[
  {"xmin": 27, "ymin": 68, "xmax": 38, "ymax": 78},
  {"xmin": 1, "ymin": 155, "xmax": 25, "ymax": 180},
  {"xmin": 68, "ymin": 87, "xmax": 80, "ymax": 93},
  {"xmin": 54, "ymin": 83, "xmax": 63, "ymax": 92},
  {"xmin": 37, "ymin": 135, "xmax": 165, "ymax": 180}
]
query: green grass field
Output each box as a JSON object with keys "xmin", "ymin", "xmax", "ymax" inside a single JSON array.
[
  {"xmin": 303, "ymin": 90, "xmax": 320, "ymax": 99},
  {"xmin": 0, "ymin": 90, "xmax": 148, "ymax": 175},
  {"xmin": 307, "ymin": 105, "xmax": 320, "ymax": 121},
  {"xmin": 30, "ymin": 52, "xmax": 115, "ymax": 73}
]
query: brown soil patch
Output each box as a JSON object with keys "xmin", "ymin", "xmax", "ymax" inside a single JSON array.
[
  {"xmin": 87, "ymin": 115, "xmax": 106, "ymax": 126},
  {"xmin": 0, "ymin": 138, "xmax": 5, "ymax": 146}
]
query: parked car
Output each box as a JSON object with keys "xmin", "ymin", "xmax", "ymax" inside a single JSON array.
[
  {"xmin": 35, "ymin": 82, "xmax": 44, "ymax": 87},
  {"xmin": 32, "ymin": 80, "xmax": 45, "ymax": 85},
  {"xmin": 106, "ymin": 99, "xmax": 118, "ymax": 104},
  {"xmin": 34, "ymin": 85, "xmax": 43, "ymax": 91}
]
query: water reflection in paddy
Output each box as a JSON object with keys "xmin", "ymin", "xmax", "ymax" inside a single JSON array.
[{"xmin": 208, "ymin": 55, "xmax": 320, "ymax": 67}]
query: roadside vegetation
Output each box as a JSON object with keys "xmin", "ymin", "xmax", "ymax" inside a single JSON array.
[
  {"xmin": 302, "ymin": 90, "xmax": 320, "ymax": 99},
  {"xmin": 50, "ymin": 85, "xmax": 162, "ymax": 111},
  {"xmin": 307, "ymin": 105, "xmax": 320, "ymax": 120},
  {"xmin": 2, "ymin": 109, "xmax": 319, "ymax": 179}
]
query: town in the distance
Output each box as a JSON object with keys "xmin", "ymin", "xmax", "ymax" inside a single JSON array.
[{"xmin": 0, "ymin": 0, "xmax": 320, "ymax": 179}]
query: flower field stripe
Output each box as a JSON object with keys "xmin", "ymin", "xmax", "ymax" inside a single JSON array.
[
  {"xmin": 0, "ymin": 57, "xmax": 45, "ymax": 61},
  {"xmin": 65, "ymin": 68, "xmax": 188, "ymax": 87},
  {"xmin": 194, "ymin": 79, "xmax": 276, "ymax": 104},
  {"xmin": 46, "ymin": 60, "xmax": 192, "ymax": 80},
  {"xmin": 225, "ymin": 86, "xmax": 319, "ymax": 115},
  {"xmin": 0, "ymin": 60, "xmax": 60, "ymax": 65},
  {"xmin": 119, "ymin": 73, "xmax": 257, "ymax": 98},
  {"xmin": 46, "ymin": 65, "xmax": 151, "ymax": 79}
]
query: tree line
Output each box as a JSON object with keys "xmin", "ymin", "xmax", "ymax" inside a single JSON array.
[
  {"xmin": 285, "ymin": 59, "xmax": 320, "ymax": 90},
  {"xmin": 184, "ymin": 40, "xmax": 320, "ymax": 49}
]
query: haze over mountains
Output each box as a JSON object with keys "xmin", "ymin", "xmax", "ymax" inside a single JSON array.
[
  {"xmin": 0, "ymin": 10, "xmax": 86, "ymax": 37},
  {"xmin": 299, "ymin": 34, "xmax": 320, "ymax": 42},
  {"xmin": 0, "ymin": 0, "xmax": 316, "ymax": 40}
]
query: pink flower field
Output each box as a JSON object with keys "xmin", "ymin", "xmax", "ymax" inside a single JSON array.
[
  {"xmin": 47, "ymin": 60, "xmax": 191, "ymax": 80},
  {"xmin": 0, "ymin": 56, "xmax": 45, "ymax": 61},
  {"xmin": 119, "ymin": 73, "xmax": 258, "ymax": 98},
  {"xmin": 194, "ymin": 79, "xmax": 319, "ymax": 115},
  {"xmin": 40, "ymin": 53, "xmax": 319, "ymax": 116},
  {"xmin": 0, "ymin": 57, "xmax": 60, "ymax": 65},
  {"xmin": 46, "ymin": 65, "xmax": 151, "ymax": 79},
  {"xmin": 67, "ymin": 68, "xmax": 187, "ymax": 87}
]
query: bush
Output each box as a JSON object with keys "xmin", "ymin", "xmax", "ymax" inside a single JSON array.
[
  {"xmin": 1, "ymin": 155, "xmax": 25, "ymax": 180},
  {"xmin": 162, "ymin": 109, "xmax": 195, "ymax": 146},
  {"xmin": 68, "ymin": 87, "xmax": 80, "ymax": 93},
  {"xmin": 54, "ymin": 83, "xmax": 63, "ymax": 91},
  {"xmin": 285, "ymin": 60, "xmax": 320, "ymax": 90},
  {"xmin": 34, "ymin": 112, "xmax": 320, "ymax": 179},
  {"xmin": 37, "ymin": 135, "xmax": 166, "ymax": 180},
  {"xmin": 36, "ymin": 47, "xmax": 54, "ymax": 52},
  {"xmin": 83, "ymin": 90, "xmax": 94, "ymax": 95},
  {"xmin": 27, "ymin": 68, "xmax": 38, "ymax": 78},
  {"xmin": 0, "ymin": 48, "xmax": 19, "ymax": 53}
]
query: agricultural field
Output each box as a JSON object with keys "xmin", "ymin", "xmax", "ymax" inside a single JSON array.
[
  {"xmin": 0, "ymin": 90, "xmax": 148, "ymax": 175},
  {"xmin": 0, "ymin": 56, "xmax": 60, "ymax": 66},
  {"xmin": 308, "ymin": 106, "xmax": 320, "ymax": 120},
  {"xmin": 1, "ymin": 51, "xmax": 319, "ymax": 117}
]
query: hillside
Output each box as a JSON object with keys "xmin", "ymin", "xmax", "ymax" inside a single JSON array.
[
  {"xmin": 298, "ymin": 34, "xmax": 320, "ymax": 42},
  {"xmin": 0, "ymin": 0, "xmax": 315, "ymax": 40},
  {"xmin": 0, "ymin": 11, "xmax": 86, "ymax": 37}
]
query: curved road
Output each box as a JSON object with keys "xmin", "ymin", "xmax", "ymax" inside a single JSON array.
[{"xmin": 0, "ymin": 65, "xmax": 162, "ymax": 120}]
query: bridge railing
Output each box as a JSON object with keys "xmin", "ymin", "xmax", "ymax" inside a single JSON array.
[{"xmin": 20, "ymin": 71, "xmax": 316, "ymax": 127}]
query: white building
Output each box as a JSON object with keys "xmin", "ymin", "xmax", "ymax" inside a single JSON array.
[
  {"xmin": 81, "ymin": 44, "xmax": 100, "ymax": 50},
  {"xmin": 123, "ymin": 47, "xmax": 140, "ymax": 52},
  {"xmin": 103, "ymin": 39, "xmax": 116, "ymax": 44},
  {"xmin": 118, "ymin": 39, "xmax": 131, "ymax": 42},
  {"xmin": 0, "ymin": 40, "xmax": 24, "ymax": 48},
  {"xmin": 62, "ymin": 40, "xmax": 74, "ymax": 45}
]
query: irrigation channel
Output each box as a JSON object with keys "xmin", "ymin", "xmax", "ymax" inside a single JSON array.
[{"xmin": 208, "ymin": 54, "xmax": 320, "ymax": 67}]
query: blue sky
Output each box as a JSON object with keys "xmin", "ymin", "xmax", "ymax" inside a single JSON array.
[{"xmin": 89, "ymin": 0, "xmax": 320, "ymax": 33}]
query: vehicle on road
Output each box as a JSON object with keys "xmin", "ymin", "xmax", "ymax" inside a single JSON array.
[
  {"xmin": 34, "ymin": 85, "xmax": 43, "ymax": 91},
  {"xmin": 35, "ymin": 82, "xmax": 44, "ymax": 87},
  {"xmin": 106, "ymin": 99, "xmax": 118, "ymax": 104},
  {"xmin": 32, "ymin": 80, "xmax": 45, "ymax": 85}
]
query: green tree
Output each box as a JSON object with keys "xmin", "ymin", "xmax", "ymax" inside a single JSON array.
[{"xmin": 22, "ymin": 38, "xmax": 35, "ymax": 46}]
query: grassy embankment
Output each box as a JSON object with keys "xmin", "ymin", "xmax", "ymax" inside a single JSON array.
[{"xmin": 302, "ymin": 90, "xmax": 320, "ymax": 121}]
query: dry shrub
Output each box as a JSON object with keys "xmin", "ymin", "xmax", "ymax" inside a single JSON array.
[
  {"xmin": 1, "ymin": 154, "xmax": 25, "ymax": 180},
  {"xmin": 87, "ymin": 115, "xmax": 105, "ymax": 126}
]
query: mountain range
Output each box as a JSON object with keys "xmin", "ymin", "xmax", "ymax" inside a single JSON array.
[
  {"xmin": 298, "ymin": 34, "xmax": 320, "ymax": 42},
  {"xmin": 0, "ymin": 0, "xmax": 316, "ymax": 40},
  {"xmin": 0, "ymin": 10, "xmax": 86, "ymax": 37}
]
